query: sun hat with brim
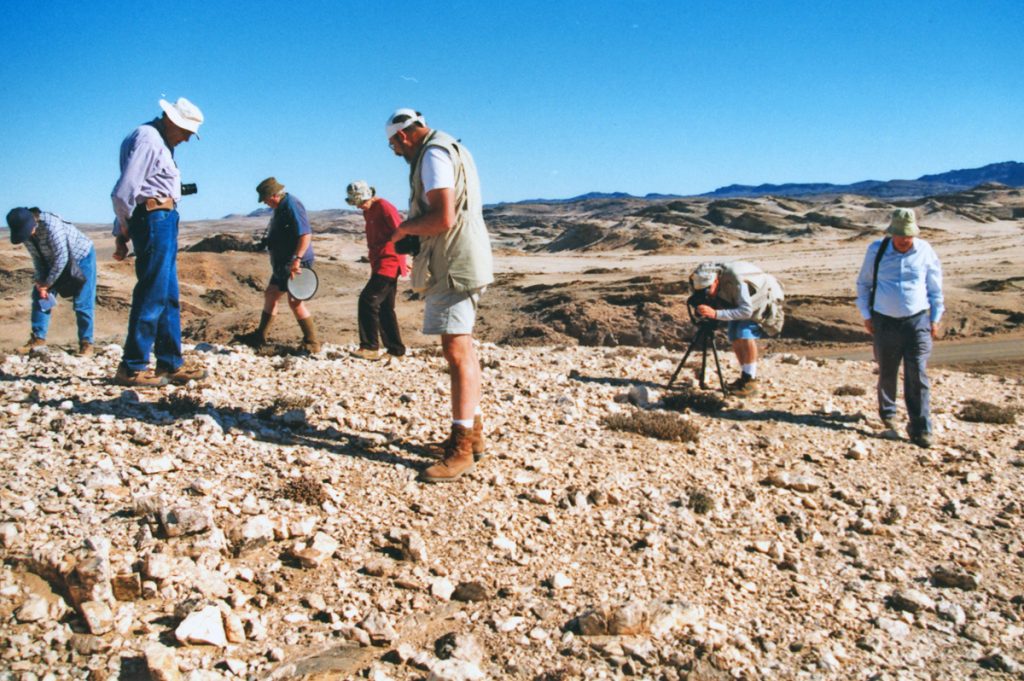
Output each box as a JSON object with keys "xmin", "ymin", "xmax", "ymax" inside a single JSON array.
[
  {"xmin": 690, "ymin": 262, "xmax": 720, "ymax": 291},
  {"xmin": 6, "ymin": 207, "xmax": 36, "ymax": 245},
  {"xmin": 345, "ymin": 180, "xmax": 375, "ymax": 206},
  {"xmin": 887, "ymin": 208, "xmax": 920, "ymax": 236},
  {"xmin": 256, "ymin": 177, "xmax": 285, "ymax": 202},
  {"xmin": 159, "ymin": 97, "xmax": 204, "ymax": 137},
  {"xmin": 385, "ymin": 108, "xmax": 425, "ymax": 139}
]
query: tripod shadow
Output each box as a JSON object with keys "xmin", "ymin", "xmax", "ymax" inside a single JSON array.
[
  {"xmin": 567, "ymin": 369, "xmax": 663, "ymax": 390},
  {"xmin": 713, "ymin": 407, "xmax": 876, "ymax": 437}
]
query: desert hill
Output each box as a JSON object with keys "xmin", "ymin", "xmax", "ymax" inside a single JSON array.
[{"xmin": 2, "ymin": 183, "xmax": 1023, "ymax": 378}]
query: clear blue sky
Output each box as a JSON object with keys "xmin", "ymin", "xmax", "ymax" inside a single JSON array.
[{"xmin": 2, "ymin": 0, "xmax": 1022, "ymax": 223}]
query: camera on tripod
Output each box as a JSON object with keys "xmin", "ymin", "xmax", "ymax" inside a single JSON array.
[{"xmin": 686, "ymin": 290, "xmax": 719, "ymax": 327}]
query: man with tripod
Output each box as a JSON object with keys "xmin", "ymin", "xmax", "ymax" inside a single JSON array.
[{"xmin": 688, "ymin": 261, "xmax": 785, "ymax": 397}]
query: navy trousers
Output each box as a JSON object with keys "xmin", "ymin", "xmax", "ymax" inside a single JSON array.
[
  {"xmin": 358, "ymin": 273, "xmax": 405, "ymax": 355},
  {"xmin": 122, "ymin": 208, "xmax": 182, "ymax": 372},
  {"xmin": 872, "ymin": 310, "xmax": 932, "ymax": 436}
]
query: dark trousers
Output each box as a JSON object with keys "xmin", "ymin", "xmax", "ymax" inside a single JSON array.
[
  {"xmin": 123, "ymin": 208, "xmax": 182, "ymax": 372},
  {"xmin": 358, "ymin": 274, "xmax": 404, "ymax": 355},
  {"xmin": 873, "ymin": 310, "xmax": 932, "ymax": 436}
]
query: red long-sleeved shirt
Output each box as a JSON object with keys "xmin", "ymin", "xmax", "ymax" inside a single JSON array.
[{"xmin": 363, "ymin": 198, "xmax": 408, "ymax": 278}]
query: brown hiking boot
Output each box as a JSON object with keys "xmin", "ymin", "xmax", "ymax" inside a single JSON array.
[
  {"xmin": 235, "ymin": 311, "xmax": 274, "ymax": 348},
  {"xmin": 78, "ymin": 341, "xmax": 93, "ymax": 357},
  {"xmin": 420, "ymin": 424, "xmax": 476, "ymax": 483},
  {"xmin": 113, "ymin": 364, "xmax": 169, "ymax": 387},
  {"xmin": 15, "ymin": 335, "xmax": 46, "ymax": 355},
  {"xmin": 425, "ymin": 415, "xmax": 486, "ymax": 461},
  {"xmin": 155, "ymin": 360, "xmax": 208, "ymax": 385},
  {"xmin": 298, "ymin": 316, "xmax": 321, "ymax": 354},
  {"xmin": 728, "ymin": 374, "xmax": 759, "ymax": 397}
]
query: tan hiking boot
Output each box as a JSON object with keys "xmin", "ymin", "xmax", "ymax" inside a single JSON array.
[
  {"xmin": 425, "ymin": 415, "xmax": 486, "ymax": 461},
  {"xmin": 298, "ymin": 317, "xmax": 321, "ymax": 354},
  {"xmin": 155, "ymin": 360, "xmax": 208, "ymax": 385},
  {"xmin": 15, "ymin": 335, "xmax": 46, "ymax": 355},
  {"xmin": 420, "ymin": 424, "xmax": 476, "ymax": 483},
  {"xmin": 113, "ymin": 364, "xmax": 169, "ymax": 387},
  {"xmin": 78, "ymin": 341, "xmax": 93, "ymax": 357},
  {"xmin": 351, "ymin": 347, "xmax": 384, "ymax": 361}
]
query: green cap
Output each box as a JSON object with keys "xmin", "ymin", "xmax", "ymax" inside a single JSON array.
[
  {"xmin": 256, "ymin": 177, "xmax": 285, "ymax": 202},
  {"xmin": 887, "ymin": 208, "xmax": 920, "ymax": 236}
]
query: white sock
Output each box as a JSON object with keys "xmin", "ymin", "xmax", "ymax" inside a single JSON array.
[
  {"xmin": 453, "ymin": 418, "xmax": 474, "ymax": 429},
  {"xmin": 741, "ymin": 363, "xmax": 757, "ymax": 378},
  {"xmin": 474, "ymin": 406, "xmax": 482, "ymax": 417}
]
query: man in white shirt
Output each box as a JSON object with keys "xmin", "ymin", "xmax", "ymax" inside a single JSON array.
[{"xmin": 386, "ymin": 108, "xmax": 494, "ymax": 482}]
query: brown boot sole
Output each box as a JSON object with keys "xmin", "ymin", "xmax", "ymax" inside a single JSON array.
[{"xmin": 419, "ymin": 462, "xmax": 475, "ymax": 484}]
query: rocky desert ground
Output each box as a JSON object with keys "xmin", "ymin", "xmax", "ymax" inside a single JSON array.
[{"xmin": 0, "ymin": 185, "xmax": 1022, "ymax": 679}]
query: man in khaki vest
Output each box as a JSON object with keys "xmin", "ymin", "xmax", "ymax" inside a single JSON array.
[{"xmin": 385, "ymin": 108, "xmax": 494, "ymax": 483}]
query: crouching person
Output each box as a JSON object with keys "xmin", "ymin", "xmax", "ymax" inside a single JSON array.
[
  {"xmin": 5, "ymin": 207, "xmax": 97, "ymax": 355},
  {"xmin": 689, "ymin": 261, "xmax": 785, "ymax": 396}
]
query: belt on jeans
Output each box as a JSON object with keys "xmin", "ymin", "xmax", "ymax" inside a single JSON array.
[{"xmin": 873, "ymin": 309, "xmax": 927, "ymax": 322}]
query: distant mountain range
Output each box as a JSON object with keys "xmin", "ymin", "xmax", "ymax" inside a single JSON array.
[{"xmin": 508, "ymin": 161, "xmax": 1024, "ymax": 204}]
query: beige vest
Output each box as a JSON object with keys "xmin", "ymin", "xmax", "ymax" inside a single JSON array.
[{"xmin": 408, "ymin": 130, "xmax": 494, "ymax": 293}]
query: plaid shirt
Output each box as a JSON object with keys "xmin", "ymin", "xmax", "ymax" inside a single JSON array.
[{"xmin": 24, "ymin": 212, "xmax": 94, "ymax": 287}]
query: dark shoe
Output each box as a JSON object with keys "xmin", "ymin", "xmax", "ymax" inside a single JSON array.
[
  {"xmin": 728, "ymin": 374, "xmax": 759, "ymax": 397},
  {"xmin": 426, "ymin": 415, "xmax": 486, "ymax": 461},
  {"xmin": 155, "ymin": 360, "xmax": 207, "ymax": 385},
  {"xmin": 15, "ymin": 335, "xmax": 46, "ymax": 355},
  {"xmin": 113, "ymin": 364, "xmax": 169, "ymax": 387},
  {"xmin": 911, "ymin": 433, "xmax": 932, "ymax": 449},
  {"xmin": 420, "ymin": 424, "xmax": 476, "ymax": 483},
  {"xmin": 234, "ymin": 330, "xmax": 265, "ymax": 349},
  {"xmin": 78, "ymin": 341, "xmax": 93, "ymax": 357},
  {"xmin": 880, "ymin": 417, "xmax": 899, "ymax": 432}
]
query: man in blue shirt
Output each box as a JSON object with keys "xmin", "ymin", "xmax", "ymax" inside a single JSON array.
[
  {"xmin": 856, "ymin": 208, "xmax": 944, "ymax": 448},
  {"xmin": 111, "ymin": 97, "xmax": 208, "ymax": 387},
  {"xmin": 235, "ymin": 177, "xmax": 319, "ymax": 353}
]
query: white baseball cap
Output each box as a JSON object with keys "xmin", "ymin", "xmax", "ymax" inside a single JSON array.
[
  {"xmin": 690, "ymin": 263, "xmax": 720, "ymax": 291},
  {"xmin": 385, "ymin": 108, "xmax": 424, "ymax": 139},
  {"xmin": 159, "ymin": 97, "xmax": 204, "ymax": 137}
]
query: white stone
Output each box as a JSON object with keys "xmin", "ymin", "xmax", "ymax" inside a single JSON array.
[
  {"xmin": 430, "ymin": 578, "xmax": 455, "ymax": 601},
  {"xmin": 175, "ymin": 605, "xmax": 228, "ymax": 647}
]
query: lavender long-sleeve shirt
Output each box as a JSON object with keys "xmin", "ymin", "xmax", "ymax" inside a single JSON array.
[{"xmin": 110, "ymin": 118, "xmax": 181, "ymax": 233}]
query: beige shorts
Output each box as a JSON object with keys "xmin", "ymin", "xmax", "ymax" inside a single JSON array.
[{"xmin": 422, "ymin": 288, "xmax": 484, "ymax": 335}]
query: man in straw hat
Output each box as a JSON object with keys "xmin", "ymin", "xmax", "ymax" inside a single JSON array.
[
  {"xmin": 235, "ymin": 178, "xmax": 319, "ymax": 354},
  {"xmin": 856, "ymin": 208, "xmax": 944, "ymax": 448},
  {"xmin": 385, "ymin": 108, "xmax": 494, "ymax": 483},
  {"xmin": 110, "ymin": 97, "xmax": 207, "ymax": 387}
]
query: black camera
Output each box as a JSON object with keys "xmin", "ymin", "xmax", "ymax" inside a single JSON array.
[
  {"xmin": 394, "ymin": 234, "xmax": 420, "ymax": 256},
  {"xmin": 181, "ymin": 183, "xmax": 198, "ymax": 196},
  {"xmin": 687, "ymin": 290, "xmax": 718, "ymax": 326}
]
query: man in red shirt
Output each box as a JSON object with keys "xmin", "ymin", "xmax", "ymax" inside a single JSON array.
[{"xmin": 346, "ymin": 180, "xmax": 408, "ymax": 359}]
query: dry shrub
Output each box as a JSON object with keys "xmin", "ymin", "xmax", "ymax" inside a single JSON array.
[
  {"xmin": 604, "ymin": 410, "xmax": 700, "ymax": 443},
  {"xmin": 957, "ymin": 399, "xmax": 1018, "ymax": 425},
  {"xmin": 663, "ymin": 387, "xmax": 726, "ymax": 413},
  {"xmin": 833, "ymin": 384, "xmax": 867, "ymax": 396},
  {"xmin": 156, "ymin": 393, "xmax": 203, "ymax": 415},
  {"xmin": 258, "ymin": 394, "xmax": 315, "ymax": 418},
  {"xmin": 688, "ymin": 488, "xmax": 714, "ymax": 514},
  {"xmin": 279, "ymin": 475, "xmax": 327, "ymax": 506}
]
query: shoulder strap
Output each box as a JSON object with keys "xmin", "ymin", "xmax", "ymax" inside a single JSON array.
[{"xmin": 869, "ymin": 237, "xmax": 890, "ymax": 312}]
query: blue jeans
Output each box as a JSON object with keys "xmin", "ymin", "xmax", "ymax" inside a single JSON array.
[
  {"xmin": 122, "ymin": 209, "xmax": 182, "ymax": 372},
  {"xmin": 873, "ymin": 310, "xmax": 932, "ymax": 436},
  {"xmin": 31, "ymin": 246, "xmax": 97, "ymax": 343}
]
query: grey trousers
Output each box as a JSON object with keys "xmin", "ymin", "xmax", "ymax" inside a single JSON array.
[{"xmin": 872, "ymin": 310, "xmax": 932, "ymax": 436}]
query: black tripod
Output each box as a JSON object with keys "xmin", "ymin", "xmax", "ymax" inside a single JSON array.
[{"xmin": 666, "ymin": 320, "xmax": 729, "ymax": 394}]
